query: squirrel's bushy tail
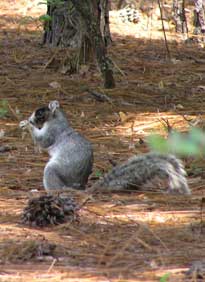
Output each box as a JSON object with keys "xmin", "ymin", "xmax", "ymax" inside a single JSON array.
[
  {"xmin": 158, "ymin": 154, "xmax": 189, "ymax": 194},
  {"xmin": 90, "ymin": 153, "xmax": 190, "ymax": 195}
]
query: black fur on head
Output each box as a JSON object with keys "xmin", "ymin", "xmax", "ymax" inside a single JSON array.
[{"xmin": 32, "ymin": 106, "xmax": 50, "ymax": 128}]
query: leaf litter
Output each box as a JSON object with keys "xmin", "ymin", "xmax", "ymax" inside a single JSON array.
[{"xmin": 0, "ymin": 0, "xmax": 205, "ymax": 281}]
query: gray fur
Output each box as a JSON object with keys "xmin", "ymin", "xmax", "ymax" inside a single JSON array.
[
  {"xmin": 91, "ymin": 153, "xmax": 190, "ymax": 195},
  {"xmin": 20, "ymin": 101, "xmax": 93, "ymax": 191}
]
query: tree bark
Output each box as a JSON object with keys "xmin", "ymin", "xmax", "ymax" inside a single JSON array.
[{"xmin": 43, "ymin": 0, "xmax": 115, "ymax": 88}]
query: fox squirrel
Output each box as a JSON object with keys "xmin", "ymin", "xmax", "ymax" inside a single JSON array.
[
  {"xmin": 20, "ymin": 101, "xmax": 190, "ymax": 195},
  {"xmin": 19, "ymin": 100, "xmax": 93, "ymax": 191}
]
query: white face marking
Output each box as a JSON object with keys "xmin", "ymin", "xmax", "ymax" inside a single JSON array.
[
  {"xmin": 30, "ymin": 121, "xmax": 49, "ymax": 141},
  {"xmin": 28, "ymin": 111, "xmax": 36, "ymax": 124}
]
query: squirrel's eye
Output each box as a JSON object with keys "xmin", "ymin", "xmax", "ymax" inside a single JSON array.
[
  {"xmin": 35, "ymin": 107, "xmax": 48, "ymax": 120},
  {"xmin": 36, "ymin": 109, "xmax": 44, "ymax": 117}
]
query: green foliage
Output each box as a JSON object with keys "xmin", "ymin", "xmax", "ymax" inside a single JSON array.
[
  {"xmin": 38, "ymin": 0, "xmax": 64, "ymax": 24},
  {"xmin": 39, "ymin": 14, "xmax": 52, "ymax": 22},
  {"xmin": 159, "ymin": 272, "xmax": 171, "ymax": 282},
  {"xmin": 0, "ymin": 100, "xmax": 9, "ymax": 118},
  {"xmin": 147, "ymin": 128, "xmax": 205, "ymax": 157},
  {"xmin": 95, "ymin": 170, "xmax": 103, "ymax": 178},
  {"xmin": 147, "ymin": 134, "xmax": 168, "ymax": 153}
]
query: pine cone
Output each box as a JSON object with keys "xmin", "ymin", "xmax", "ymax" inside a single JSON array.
[{"xmin": 22, "ymin": 195, "xmax": 78, "ymax": 227}]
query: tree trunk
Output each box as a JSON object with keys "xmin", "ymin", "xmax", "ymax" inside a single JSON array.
[
  {"xmin": 43, "ymin": 0, "xmax": 115, "ymax": 88},
  {"xmin": 172, "ymin": 0, "xmax": 188, "ymax": 34}
]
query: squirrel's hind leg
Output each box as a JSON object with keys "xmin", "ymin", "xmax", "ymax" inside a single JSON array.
[{"xmin": 43, "ymin": 163, "xmax": 66, "ymax": 191}]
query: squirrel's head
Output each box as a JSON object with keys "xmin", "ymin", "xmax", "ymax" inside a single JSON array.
[{"xmin": 29, "ymin": 101, "xmax": 61, "ymax": 129}]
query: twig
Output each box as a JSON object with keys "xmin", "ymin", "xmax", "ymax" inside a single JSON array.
[
  {"xmin": 157, "ymin": 0, "xmax": 171, "ymax": 60},
  {"xmin": 77, "ymin": 195, "xmax": 94, "ymax": 210},
  {"xmin": 8, "ymin": 102, "xmax": 20, "ymax": 121},
  {"xmin": 144, "ymin": 224, "xmax": 169, "ymax": 251},
  {"xmin": 106, "ymin": 232, "xmax": 146, "ymax": 267},
  {"xmin": 134, "ymin": 236, "xmax": 153, "ymax": 251},
  {"xmin": 181, "ymin": 114, "xmax": 192, "ymax": 124},
  {"xmin": 43, "ymin": 49, "xmax": 59, "ymax": 69},
  {"xmin": 182, "ymin": 114, "xmax": 203, "ymax": 127},
  {"xmin": 112, "ymin": 60, "xmax": 126, "ymax": 77},
  {"xmin": 86, "ymin": 89, "xmax": 113, "ymax": 103},
  {"xmin": 158, "ymin": 117, "xmax": 173, "ymax": 133},
  {"xmin": 47, "ymin": 258, "xmax": 57, "ymax": 273},
  {"xmin": 200, "ymin": 197, "xmax": 205, "ymax": 234}
]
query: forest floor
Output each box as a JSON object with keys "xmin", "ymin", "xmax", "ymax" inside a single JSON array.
[{"xmin": 0, "ymin": 1, "xmax": 205, "ymax": 281}]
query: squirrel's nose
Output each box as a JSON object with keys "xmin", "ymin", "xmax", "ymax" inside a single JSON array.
[{"xmin": 28, "ymin": 113, "xmax": 35, "ymax": 124}]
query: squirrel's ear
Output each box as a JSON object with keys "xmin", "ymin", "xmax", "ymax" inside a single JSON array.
[{"xmin": 48, "ymin": 100, "xmax": 60, "ymax": 113}]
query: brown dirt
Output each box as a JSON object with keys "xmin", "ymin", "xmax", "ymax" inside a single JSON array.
[{"xmin": 0, "ymin": 1, "xmax": 205, "ymax": 281}]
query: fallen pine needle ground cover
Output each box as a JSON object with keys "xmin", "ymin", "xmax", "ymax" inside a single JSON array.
[{"xmin": 0, "ymin": 1, "xmax": 205, "ymax": 281}]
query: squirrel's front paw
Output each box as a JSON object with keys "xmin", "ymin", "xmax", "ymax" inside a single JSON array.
[{"xmin": 19, "ymin": 120, "xmax": 29, "ymax": 129}]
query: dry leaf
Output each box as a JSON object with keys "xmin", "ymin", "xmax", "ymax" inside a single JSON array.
[
  {"xmin": 119, "ymin": 112, "xmax": 136, "ymax": 123},
  {"xmin": 158, "ymin": 81, "xmax": 164, "ymax": 89},
  {"xmin": 176, "ymin": 104, "xmax": 184, "ymax": 109},
  {"xmin": 119, "ymin": 111, "xmax": 127, "ymax": 122},
  {"xmin": 80, "ymin": 111, "xmax": 85, "ymax": 118},
  {"xmin": 196, "ymin": 85, "xmax": 205, "ymax": 91},
  {"xmin": 171, "ymin": 58, "xmax": 180, "ymax": 64},
  {"xmin": 0, "ymin": 129, "xmax": 5, "ymax": 138},
  {"xmin": 49, "ymin": 81, "xmax": 61, "ymax": 89},
  {"xmin": 79, "ymin": 65, "xmax": 89, "ymax": 75}
]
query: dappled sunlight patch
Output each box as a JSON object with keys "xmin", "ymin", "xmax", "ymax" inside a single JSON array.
[
  {"xmin": 0, "ymin": 197, "xmax": 24, "ymax": 215},
  {"xmin": 110, "ymin": 9, "xmax": 174, "ymax": 41},
  {"xmin": 81, "ymin": 192, "xmax": 202, "ymax": 226},
  {"xmin": 114, "ymin": 112, "xmax": 191, "ymax": 138}
]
